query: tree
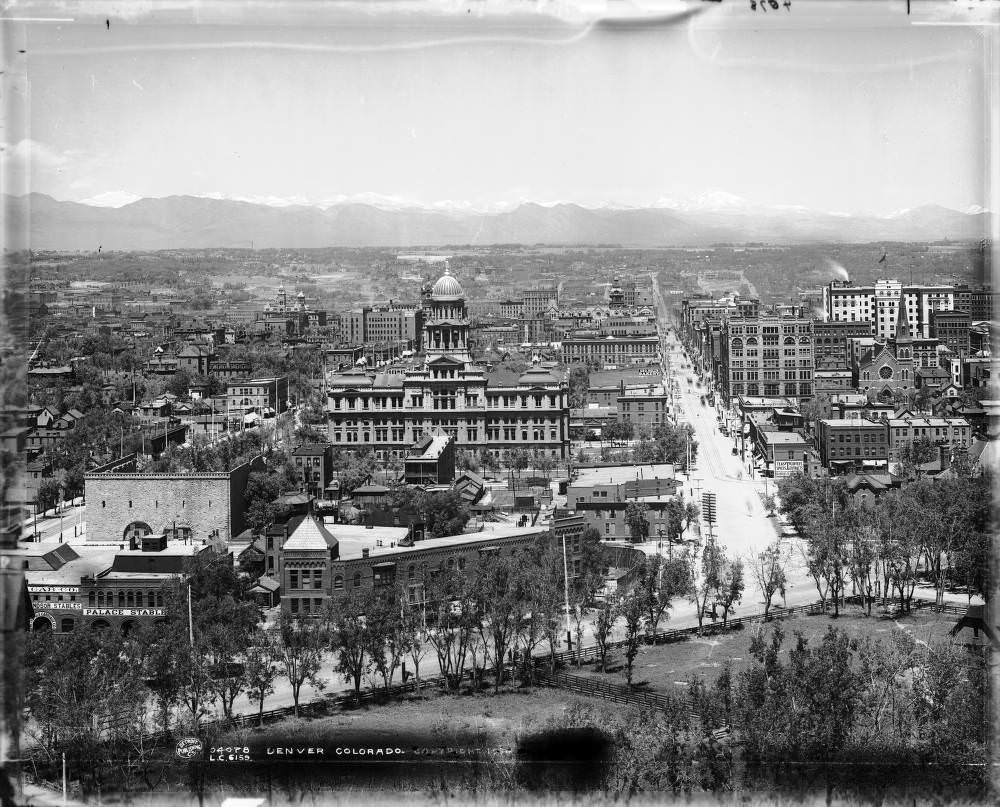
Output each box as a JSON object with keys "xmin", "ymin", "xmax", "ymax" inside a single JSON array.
[
  {"xmin": 475, "ymin": 550, "xmax": 528, "ymax": 693},
  {"xmin": 533, "ymin": 540, "xmax": 569, "ymax": 674},
  {"xmin": 35, "ymin": 478, "xmax": 61, "ymax": 514},
  {"xmin": 694, "ymin": 538, "xmax": 724, "ymax": 635},
  {"xmin": 424, "ymin": 569, "xmax": 479, "ymax": 691},
  {"xmin": 620, "ymin": 587, "xmax": 648, "ymax": 688},
  {"xmin": 749, "ymin": 542, "xmax": 787, "ymax": 620},
  {"xmin": 714, "ymin": 556, "xmax": 745, "ymax": 627},
  {"xmin": 593, "ymin": 598, "xmax": 617, "ymax": 673},
  {"xmin": 664, "ymin": 497, "xmax": 700, "ymax": 545},
  {"xmin": 401, "ymin": 603, "xmax": 429, "ymax": 694},
  {"xmin": 897, "ymin": 436, "xmax": 938, "ymax": 480},
  {"xmin": 332, "ymin": 587, "xmax": 372, "ymax": 703},
  {"xmin": 638, "ymin": 555, "xmax": 693, "ymax": 635},
  {"xmin": 274, "ymin": 612, "xmax": 327, "ymax": 717},
  {"xmin": 420, "ymin": 490, "xmax": 471, "ymax": 538},
  {"xmin": 244, "ymin": 629, "xmax": 280, "ymax": 726},
  {"xmin": 624, "ymin": 501, "xmax": 649, "ymax": 543},
  {"xmin": 244, "ymin": 471, "xmax": 282, "ymax": 534},
  {"xmin": 364, "ymin": 584, "xmax": 411, "ymax": 695},
  {"xmin": 570, "ymin": 526, "xmax": 607, "ymax": 607}
]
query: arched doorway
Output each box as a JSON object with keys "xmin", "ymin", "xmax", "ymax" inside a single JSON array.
[
  {"xmin": 123, "ymin": 522, "xmax": 153, "ymax": 542},
  {"xmin": 31, "ymin": 616, "xmax": 53, "ymax": 632},
  {"xmin": 120, "ymin": 620, "xmax": 136, "ymax": 636},
  {"xmin": 90, "ymin": 619, "xmax": 111, "ymax": 631}
]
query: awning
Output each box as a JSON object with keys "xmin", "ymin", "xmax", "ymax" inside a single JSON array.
[{"xmin": 372, "ymin": 562, "xmax": 396, "ymax": 568}]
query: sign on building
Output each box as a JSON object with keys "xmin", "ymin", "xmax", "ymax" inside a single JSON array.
[
  {"xmin": 774, "ymin": 460, "xmax": 804, "ymax": 479},
  {"xmin": 83, "ymin": 608, "xmax": 166, "ymax": 617}
]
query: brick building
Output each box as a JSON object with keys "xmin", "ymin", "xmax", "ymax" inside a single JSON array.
[
  {"xmin": 886, "ymin": 415, "xmax": 971, "ymax": 462},
  {"xmin": 566, "ymin": 464, "xmax": 682, "ymax": 541},
  {"xmin": 816, "ymin": 418, "xmax": 889, "ymax": 473},
  {"xmin": 720, "ymin": 315, "xmax": 814, "ymax": 404},
  {"xmin": 813, "ymin": 320, "xmax": 873, "ymax": 370},
  {"xmin": 616, "ymin": 384, "xmax": 670, "ymax": 432},
  {"xmin": 227, "ymin": 376, "xmax": 290, "ymax": 416},
  {"xmin": 292, "ymin": 443, "xmax": 334, "ymax": 499},
  {"xmin": 278, "ymin": 519, "xmax": 552, "ymax": 615}
]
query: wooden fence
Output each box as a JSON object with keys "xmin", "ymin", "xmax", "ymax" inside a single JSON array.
[{"xmin": 27, "ymin": 594, "xmax": 968, "ymax": 756}]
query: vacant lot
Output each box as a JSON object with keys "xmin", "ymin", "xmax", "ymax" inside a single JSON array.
[{"xmin": 569, "ymin": 608, "xmax": 960, "ymax": 693}]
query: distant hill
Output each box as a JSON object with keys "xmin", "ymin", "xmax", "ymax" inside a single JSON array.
[{"xmin": 3, "ymin": 193, "xmax": 989, "ymax": 251}]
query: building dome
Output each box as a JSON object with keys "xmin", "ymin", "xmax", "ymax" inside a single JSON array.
[{"xmin": 431, "ymin": 267, "xmax": 463, "ymax": 300}]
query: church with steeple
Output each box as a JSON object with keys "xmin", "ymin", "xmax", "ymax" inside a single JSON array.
[
  {"xmin": 325, "ymin": 266, "xmax": 570, "ymax": 459},
  {"xmin": 854, "ymin": 289, "xmax": 917, "ymax": 402}
]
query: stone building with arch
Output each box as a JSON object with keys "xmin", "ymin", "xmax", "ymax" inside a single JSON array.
[{"xmin": 84, "ymin": 454, "xmax": 265, "ymax": 545}]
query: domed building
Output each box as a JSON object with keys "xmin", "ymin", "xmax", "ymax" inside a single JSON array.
[
  {"xmin": 423, "ymin": 267, "xmax": 472, "ymax": 365},
  {"xmin": 325, "ymin": 266, "xmax": 571, "ymax": 461}
]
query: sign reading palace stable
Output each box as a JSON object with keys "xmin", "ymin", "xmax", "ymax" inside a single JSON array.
[{"xmin": 83, "ymin": 608, "xmax": 166, "ymax": 617}]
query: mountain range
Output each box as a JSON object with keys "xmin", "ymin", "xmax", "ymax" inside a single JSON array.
[{"xmin": 3, "ymin": 193, "xmax": 990, "ymax": 251}]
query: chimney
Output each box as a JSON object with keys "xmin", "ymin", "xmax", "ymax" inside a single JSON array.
[{"xmin": 362, "ymin": 547, "xmax": 370, "ymax": 558}]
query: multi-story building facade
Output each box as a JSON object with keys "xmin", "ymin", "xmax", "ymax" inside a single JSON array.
[
  {"xmin": 561, "ymin": 336, "xmax": 660, "ymax": 367},
  {"xmin": 681, "ymin": 295, "xmax": 760, "ymax": 338},
  {"xmin": 816, "ymin": 418, "xmax": 890, "ymax": 473},
  {"xmin": 21, "ymin": 538, "xmax": 216, "ymax": 634},
  {"xmin": 279, "ymin": 519, "xmax": 552, "ymax": 615},
  {"xmin": 822, "ymin": 279, "xmax": 958, "ymax": 340},
  {"xmin": 343, "ymin": 305, "xmax": 422, "ymax": 350},
  {"xmin": 813, "ymin": 320, "xmax": 873, "ymax": 370},
  {"xmin": 522, "ymin": 287, "xmax": 559, "ymax": 317},
  {"xmin": 616, "ymin": 384, "xmax": 670, "ymax": 432},
  {"xmin": 327, "ymin": 270, "xmax": 571, "ymax": 459},
  {"xmin": 886, "ymin": 416, "xmax": 971, "ymax": 462},
  {"xmin": 566, "ymin": 464, "xmax": 682, "ymax": 541},
  {"xmin": 227, "ymin": 376, "xmax": 290, "ymax": 416},
  {"xmin": 292, "ymin": 443, "xmax": 334, "ymax": 499},
  {"xmin": 720, "ymin": 315, "xmax": 814, "ymax": 404},
  {"xmin": 930, "ymin": 309, "xmax": 971, "ymax": 359}
]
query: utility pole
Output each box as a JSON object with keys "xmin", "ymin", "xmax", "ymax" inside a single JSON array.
[
  {"xmin": 187, "ymin": 584, "xmax": 194, "ymax": 646},
  {"xmin": 561, "ymin": 532, "xmax": 572, "ymax": 650}
]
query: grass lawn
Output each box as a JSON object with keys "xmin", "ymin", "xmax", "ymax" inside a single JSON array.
[
  {"xmin": 567, "ymin": 608, "xmax": 960, "ymax": 694},
  {"xmin": 218, "ymin": 686, "xmax": 599, "ymax": 749}
]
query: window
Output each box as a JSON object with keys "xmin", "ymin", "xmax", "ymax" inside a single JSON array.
[
  {"xmin": 333, "ymin": 575, "xmax": 344, "ymax": 590},
  {"xmin": 353, "ymin": 572, "xmax": 362, "ymax": 588},
  {"xmin": 289, "ymin": 570, "xmax": 299, "ymax": 589}
]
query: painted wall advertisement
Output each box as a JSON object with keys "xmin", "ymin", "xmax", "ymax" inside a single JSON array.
[{"xmin": 774, "ymin": 460, "xmax": 804, "ymax": 479}]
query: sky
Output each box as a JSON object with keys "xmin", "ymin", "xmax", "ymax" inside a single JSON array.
[{"xmin": 0, "ymin": 0, "xmax": 992, "ymax": 216}]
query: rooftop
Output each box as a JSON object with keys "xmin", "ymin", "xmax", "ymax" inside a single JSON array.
[
  {"xmin": 338, "ymin": 524, "xmax": 544, "ymax": 561},
  {"xmin": 761, "ymin": 431, "xmax": 810, "ymax": 445},
  {"xmin": 572, "ymin": 463, "xmax": 677, "ymax": 487},
  {"xmin": 409, "ymin": 434, "xmax": 451, "ymax": 461},
  {"xmin": 281, "ymin": 517, "xmax": 340, "ymax": 552}
]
